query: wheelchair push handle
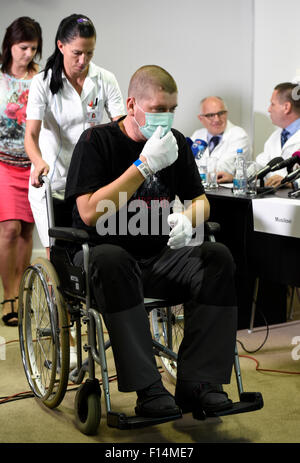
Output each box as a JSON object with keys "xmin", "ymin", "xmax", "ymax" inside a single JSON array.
[
  {"xmin": 38, "ymin": 174, "xmax": 50, "ymax": 186},
  {"xmin": 38, "ymin": 174, "xmax": 55, "ymax": 231}
]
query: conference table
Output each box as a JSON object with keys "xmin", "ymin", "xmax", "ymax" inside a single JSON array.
[{"xmin": 205, "ymin": 185, "xmax": 300, "ymax": 330}]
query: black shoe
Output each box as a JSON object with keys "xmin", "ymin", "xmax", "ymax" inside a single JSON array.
[
  {"xmin": 1, "ymin": 299, "xmax": 18, "ymax": 327},
  {"xmin": 175, "ymin": 382, "xmax": 232, "ymax": 416},
  {"xmin": 135, "ymin": 379, "xmax": 181, "ymax": 418}
]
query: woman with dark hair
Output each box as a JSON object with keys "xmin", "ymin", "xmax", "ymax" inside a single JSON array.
[
  {"xmin": 25, "ymin": 13, "xmax": 125, "ymax": 251},
  {"xmin": 0, "ymin": 16, "xmax": 42, "ymax": 326},
  {"xmin": 25, "ymin": 14, "xmax": 124, "ymax": 367}
]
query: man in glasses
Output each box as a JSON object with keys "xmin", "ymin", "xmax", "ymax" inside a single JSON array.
[{"xmin": 191, "ymin": 96, "xmax": 251, "ymax": 183}]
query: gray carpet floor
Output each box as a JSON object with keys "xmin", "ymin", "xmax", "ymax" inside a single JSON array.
[{"xmin": 1, "ymin": 312, "xmax": 300, "ymax": 444}]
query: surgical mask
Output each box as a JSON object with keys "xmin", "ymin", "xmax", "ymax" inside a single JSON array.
[{"xmin": 134, "ymin": 102, "xmax": 174, "ymax": 139}]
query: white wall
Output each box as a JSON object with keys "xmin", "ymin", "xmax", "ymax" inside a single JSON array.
[
  {"xmin": 1, "ymin": 0, "xmax": 254, "ymax": 254},
  {"xmin": 253, "ymin": 0, "xmax": 300, "ymax": 156},
  {"xmin": 0, "ymin": 0, "xmax": 255, "ymax": 134}
]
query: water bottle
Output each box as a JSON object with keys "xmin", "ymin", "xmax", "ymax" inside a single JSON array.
[
  {"xmin": 233, "ymin": 148, "xmax": 247, "ymax": 195},
  {"xmin": 194, "ymin": 144, "xmax": 205, "ymax": 166},
  {"xmin": 192, "ymin": 139, "xmax": 208, "ymax": 183}
]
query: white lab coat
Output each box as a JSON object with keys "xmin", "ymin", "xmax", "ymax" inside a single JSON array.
[
  {"xmin": 255, "ymin": 127, "xmax": 300, "ymax": 180},
  {"xmin": 191, "ymin": 120, "xmax": 252, "ymax": 175}
]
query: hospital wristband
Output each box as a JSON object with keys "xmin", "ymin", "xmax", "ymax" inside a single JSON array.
[{"xmin": 133, "ymin": 159, "xmax": 152, "ymax": 179}]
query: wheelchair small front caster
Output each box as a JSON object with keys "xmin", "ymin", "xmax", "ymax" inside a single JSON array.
[{"xmin": 74, "ymin": 379, "xmax": 101, "ymax": 435}]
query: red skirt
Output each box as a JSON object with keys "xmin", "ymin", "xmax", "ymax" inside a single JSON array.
[{"xmin": 0, "ymin": 161, "xmax": 34, "ymax": 223}]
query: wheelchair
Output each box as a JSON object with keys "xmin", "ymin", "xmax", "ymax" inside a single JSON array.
[{"xmin": 18, "ymin": 177, "xmax": 263, "ymax": 436}]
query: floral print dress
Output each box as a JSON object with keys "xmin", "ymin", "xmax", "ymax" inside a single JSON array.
[{"xmin": 0, "ymin": 72, "xmax": 31, "ymax": 167}]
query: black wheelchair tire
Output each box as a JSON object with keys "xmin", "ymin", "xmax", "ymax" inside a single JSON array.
[
  {"xmin": 18, "ymin": 257, "xmax": 70, "ymax": 409},
  {"xmin": 74, "ymin": 383, "xmax": 101, "ymax": 435}
]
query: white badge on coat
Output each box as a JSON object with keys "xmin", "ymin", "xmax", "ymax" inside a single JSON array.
[{"xmin": 85, "ymin": 97, "xmax": 102, "ymax": 126}]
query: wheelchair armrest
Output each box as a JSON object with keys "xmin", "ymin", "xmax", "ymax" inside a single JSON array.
[
  {"xmin": 48, "ymin": 222, "xmax": 219, "ymax": 244},
  {"xmin": 49, "ymin": 226, "xmax": 90, "ymax": 244},
  {"xmin": 204, "ymin": 221, "xmax": 220, "ymax": 235}
]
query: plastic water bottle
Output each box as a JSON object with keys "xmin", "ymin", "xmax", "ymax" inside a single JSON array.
[
  {"xmin": 194, "ymin": 144, "xmax": 205, "ymax": 167},
  {"xmin": 192, "ymin": 139, "xmax": 208, "ymax": 182},
  {"xmin": 233, "ymin": 148, "xmax": 247, "ymax": 195},
  {"xmin": 195, "ymin": 145, "xmax": 207, "ymax": 184}
]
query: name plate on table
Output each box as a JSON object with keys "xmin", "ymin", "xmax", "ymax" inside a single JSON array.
[{"xmin": 252, "ymin": 197, "xmax": 300, "ymax": 238}]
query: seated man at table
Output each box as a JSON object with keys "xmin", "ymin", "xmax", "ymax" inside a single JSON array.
[
  {"xmin": 65, "ymin": 65, "xmax": 237, "ymax": 419},
  {"xmin": 191, "ymin": 96, "xmax": 251, "ymax": 183},
  {"xmin": 255, "ymin": 82, "xmax": 300, "ymax": 188}
]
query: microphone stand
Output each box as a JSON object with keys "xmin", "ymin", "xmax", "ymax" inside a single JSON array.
[
  {"xmin": 288, "ymin": 188, "xmax": 300, "ymax": 198},
  {"xmin": 255, "ymin": 186, "xmax": 276, "ymax": 198},
  {"xmin": 256, "ymin": 169, "xmax": 300, "ymax": 198}
]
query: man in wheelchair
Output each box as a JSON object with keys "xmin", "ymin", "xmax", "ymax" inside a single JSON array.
[{"xmin": 64, "ymin": 65, "xmax": 237, "ymax": 419}]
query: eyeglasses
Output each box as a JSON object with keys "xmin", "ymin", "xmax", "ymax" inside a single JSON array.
[{"xmin": 200, "ymin": 110, "xmax": 227, "ymax": 119}]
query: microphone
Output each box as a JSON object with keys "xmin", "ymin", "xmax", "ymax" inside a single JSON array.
[
  {"xmin": 194, "ymin": 139, "xmax": 208, "ymax": 147},
  {"xmin": 270, "ymin": 151, "xmax": 300, "ymax": 172},
  {"xmin": 248, "ymin": 157, "xmax": 283, "ymax": 183},
  {"xmin": 191, "ymin": 139, "xmax": 208, "ymax": 157},
  {"xmin": 280, "ymin": 167, "xmax": 300, "ymax": 185},
  {"xmin": 258, "ymin": 167, "xmax": 300, "ymax": 197}
]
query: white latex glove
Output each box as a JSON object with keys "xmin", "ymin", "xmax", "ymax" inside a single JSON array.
[
  {"xmin": 167, "ymin": 213, "xmax": 193, "ymax": 249},
  {"xmin": 140, "ymin": 126, "xmax": 178, "ymax": 173}
]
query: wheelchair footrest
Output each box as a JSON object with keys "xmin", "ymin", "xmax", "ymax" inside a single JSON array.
[
  {"xmin": 107, "ymin": 411, "xmax": 182, "ymax": 430},
  {"xmin": 210, "ymin": 392, "xmax": 264, "ymax": 418}
]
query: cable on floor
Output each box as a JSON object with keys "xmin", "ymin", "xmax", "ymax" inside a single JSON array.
[
  {"xmin": 239, "ymin": 354, "xmax": 300, "ymax": 375},
  {"xmin": 0, "ymin": 336, "xmax": 164, "ymax": 405},
  {"xmin": 0, "ymin": 374, "xmax": 119, "ymax": 405},
  {"xmin": 237, "ymin": 309, "xmax": 269, "ymax": 353}
]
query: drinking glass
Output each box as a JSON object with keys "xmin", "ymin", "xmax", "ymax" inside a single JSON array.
[
  {"xmin": 206, "ymin": 157, "xmax": 218, "ymax": 189},
  {"xmin": 246, "ymin": 161, "xmax": 258, "ymax": 196},
  {"xmin": 198, "ymin": 158, "xmax": 208, "ymax": 187}
]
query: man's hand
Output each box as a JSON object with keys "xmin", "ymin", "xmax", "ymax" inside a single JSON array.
[
  {"xmin": 31, "ymin": 159, "xmax": 50, "ymax": 187},
  {"xmin": 217, "ymin": 171, "xmax": 233, "ymax": 183},
  {"xmin": 265, "ymin": 174, "xmax": 284, "ymax": 188},
  {"xmin": 167, "ymin": 213, "xmax": 193, "ymax": 249},
  {"xmin": 140, "ymin": 126, "xmax": 178, "ymax": 173}
]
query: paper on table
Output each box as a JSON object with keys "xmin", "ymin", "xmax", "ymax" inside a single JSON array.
[
  {"xmin": 219, "ymin": 183, "xmax": 233, "ymax": 188},
  {"xmin": 252, "ymin": 196, "xmax": 300, "ymax": 238}
]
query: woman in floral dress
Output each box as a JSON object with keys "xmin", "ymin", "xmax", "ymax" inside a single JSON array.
[{"xmin": 0, "ymin": 17, "xmax": 42, "ymax": 326}]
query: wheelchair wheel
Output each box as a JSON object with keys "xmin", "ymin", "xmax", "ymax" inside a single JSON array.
[
  {"xmin": 151, "ymin": 305, "xmax": 184, "ymax": 384},
  {"xmin": 18, "ymin": 257, "xmax": 70, "ymax": 409},
  {"xmin": 74, "ymin": 380, "xmax": 101, "ymax": 435}
]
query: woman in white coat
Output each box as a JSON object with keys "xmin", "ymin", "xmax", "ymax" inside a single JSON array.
[{"xmin": 25, "ymin": 14, "xmax": 125, "ymax": 251}]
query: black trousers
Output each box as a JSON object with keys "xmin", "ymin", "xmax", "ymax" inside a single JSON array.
[{"xmin": 74, "ymin": 242, "xmax": 237, "ymax": 392}]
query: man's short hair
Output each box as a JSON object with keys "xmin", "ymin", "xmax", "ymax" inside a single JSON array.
[
  {"xmin": 274, "ymin": 82, "xmax": 300, "ymax": 115},
  {"xmin": 200, "ymin": 96, "xmax": 228, "ymax": 111},
  {"xmin": 128, "ymin": 65, "xmax": 177, "ymax": 101}
]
